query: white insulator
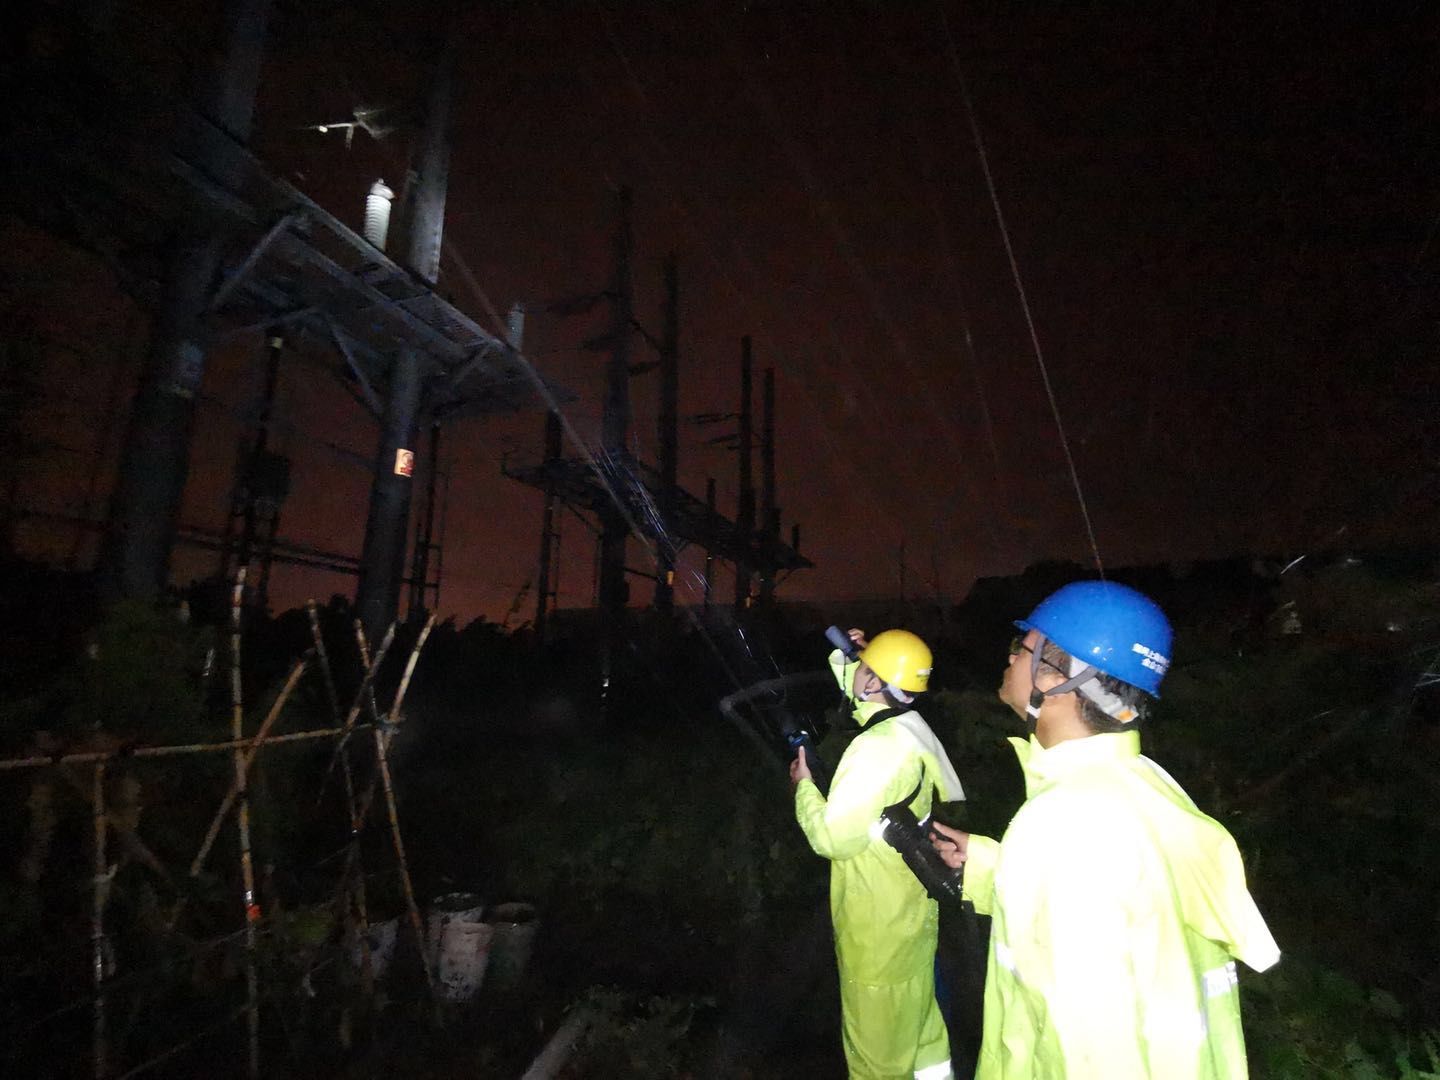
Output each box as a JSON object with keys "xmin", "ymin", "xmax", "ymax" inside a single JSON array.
[{"xmin": 363, "ymin": 179, "xmax": 395, "ymax": 250}]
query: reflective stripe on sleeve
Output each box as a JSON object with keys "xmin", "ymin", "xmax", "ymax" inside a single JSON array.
[
  {"xmin": 994, "ymin": 941, "xmax": 1016, "ymax": 973},
  {"xmin": 1203, "ymin": 961, "xmax": 1238, "ymax": 998}
]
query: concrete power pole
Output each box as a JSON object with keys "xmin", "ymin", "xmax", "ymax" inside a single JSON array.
[
  {"xmin": 99, "ymin": 0, "xmax": 271, "ymax": 601},
  {"xmin": 356, "ymin": 26, "xmax": 458, "ymax": 638}
]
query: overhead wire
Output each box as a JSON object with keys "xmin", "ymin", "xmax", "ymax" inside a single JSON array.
[
  {"xmin": 701, "ymin": 13, "xmax": 973, "ymax": 455},
  {"xmin": 442, "ymin": 245, "xmax": 761, "ymax": 698},
  {"xmin": 601, "ymin": 1, "xmax": 1006, "ymax": 600},
  {"xmin": 576, "ymin": 5, "xmax": 999, "ymax": 648},
  {"xmin": 578, "ymin": 3, "xmax": 884, "ymax": 593},
  {"xmin": 582, "ymin": 3, "xmax": 909, "ymax": 635},
  {"xmin": 294, "ymin": 4, "xmax": 1010, "ymax": 628},
  {"xmin": 936, "ymin": 2, "xmax": 1106, "ymax": 576},
  {"xmin": 870, "ymin": 35, "xmax": 1008, "ymax": 568}
]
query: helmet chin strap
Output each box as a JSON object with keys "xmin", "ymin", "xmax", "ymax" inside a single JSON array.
[
  {"xmin": 854, "ymin": 685, "xmax": 913, "ymax": 710},
  {"xmin": 884, "ymin": 683, "xmax": 914, "ymax": 704},
  {"xmin": 1026, "ymin": 635, "xmax": 1102, "ymax": 731}
]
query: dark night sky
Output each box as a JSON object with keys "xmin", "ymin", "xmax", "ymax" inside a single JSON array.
[{"xmin": 9, "ymin": 1, "xmax": 1440, "ymax": 620}]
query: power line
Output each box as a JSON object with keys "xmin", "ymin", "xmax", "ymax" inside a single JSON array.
[{"xmin": 937, "ymin": 2, "xmax": 1106, "ymax": 576}]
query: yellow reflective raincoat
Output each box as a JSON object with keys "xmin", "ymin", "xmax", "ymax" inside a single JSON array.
[
  {"xmin": 962, "ymin": 731, "xmax": 1280, "ymax": 1079},
  {"xmin": 795, "ymin": 650, "xmax": 964, "ymax": 1080}
]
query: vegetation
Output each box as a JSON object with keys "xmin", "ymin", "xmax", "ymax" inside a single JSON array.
[{"xmin": 0, "ymin": 553, "xmax": 1437, "ymax": 1076}]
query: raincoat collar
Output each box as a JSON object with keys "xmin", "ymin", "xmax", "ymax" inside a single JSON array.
[
  {"xmin": 855, "ymin": 699, "xmax": 897, "ymax": 729},
  {"xmin": 1007, "ymin": 729, "xmax": 1142, "ymax": 797}
]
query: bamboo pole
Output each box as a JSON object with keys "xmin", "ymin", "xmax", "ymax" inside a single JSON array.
[
  {"xmin": 372, "ymin": 698, "xmax": 433, "ymax": 1002},
  {"xmin": 188, "ymin": 657, "xmax": 309, "ymax": 880},
  {"xmin": 0, "ymin": 721, "xmax": 400, "ymax": 773},
  {"xmin": 305, "ymin": 600, "xmax": 342, "ymax": 726},
  {"xmin": 317, "ymin": 621, "xmax": 396, "ymax": 788},
  {"xmin": 229, "ymin": 572, "xmax": 260, "ymax": 1080},
  {"xmin": 306, "ymin": 601, "xmax": 374, "ymax": 995},
  {"xmin": 351, "ymin": 624, "xmax": 386, "ymax": 834},
  {"xmin": 314, "ymin": 619, "xmax": 398, "ymax": 978},
  {"xmin": 60, "ymin": 769, "xmax": 173, "ymax": 886},
  {"xmin": 356, "ymin": 620, "xmax": 435, "ymax": 1001},
  {"xmin": 92, "ymin": 763, "xmax": 108, "ymax": 1080},
  {"xmin": 390, "ymin": 614, "xmax": 435, "ymax": 724},
  {"xmin": 323, "ymin": 623, "xmax": 405, "ymax": 1002},
  {"xmin": 347, "ymin": 622, "xmax": 395, "ymax": 732}
]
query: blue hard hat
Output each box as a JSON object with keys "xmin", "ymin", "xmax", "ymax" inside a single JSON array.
[{"xmin": 1015, "ymin": 581, "xmax": 1173, "ymax": 696}]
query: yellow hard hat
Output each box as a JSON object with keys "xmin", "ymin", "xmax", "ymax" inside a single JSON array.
[{"xmin": 859, "ymin": 629, "xmax": 933, "ymax": 694}]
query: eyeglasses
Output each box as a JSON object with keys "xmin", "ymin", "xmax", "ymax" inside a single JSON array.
[{"xmin": 1009, "ymin": 635, "xmax": 1067, "ymax": 674}]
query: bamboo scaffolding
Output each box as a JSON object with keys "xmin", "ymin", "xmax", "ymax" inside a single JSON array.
[
  {"xmin": 92, "ymin": 763, "xmax": 108, "ymax": 1080},
  {"xmin": 373, "ymin": 715, "xmax": 429, "ymax": 998},
  {"xmin": 307, "ymin": 601, "xmax": 373, "ymax": 993},
  {"xmin": 356, "ymin": 619, "xmax": 435, "ymax": 1001},
  {"xmin": 189, "ymin": 656, "xmax": 310, "ymax": 880},
  {"xmin": 229, "ymin": 572, "xmax": 261, "ymax": 1080},
  {"xmin": 390, "ymin": 616, "xmax": 433, "ymax": 724},
  {"xmin": 306, "ymin": 600, "xmax": 343, "ymax": 725},
  {"xmin": 328, "ymin": 758, "xmax": 387, "ymax": 987},
  {"xmin": 314, "ymin": 620, "xmax": 395, "ymax": 798},
  {"xmin": 336, "ymin": 622, "xmax": 395, "ymax": 752},
  {"xmin": 1, "ymin": 596, "xmax": 439, "ymax": 1074},
  {"xmin": 0, "ymin": 721, "xmax": 400, "ymax": 773}
]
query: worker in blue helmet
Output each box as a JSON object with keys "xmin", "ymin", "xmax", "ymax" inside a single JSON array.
[{"xmin": 931, "ymin": 581, "xmax": 1279, "ymax": 1079}]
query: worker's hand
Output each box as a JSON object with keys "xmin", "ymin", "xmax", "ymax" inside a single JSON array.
[
  {"xmin": 789, "ymin": 746, "xmax": 813, "ymax": 787},
  {"xmin": 847, "ymin": 627, "xmax": 868, "ymax": 652},
  {"xmin": 930, "ymin": 820, "xmax": 970, "ymax": 868}
]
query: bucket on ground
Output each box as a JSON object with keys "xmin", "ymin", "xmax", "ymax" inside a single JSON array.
[
  {"xmin": 426, "ymin": 892, "xmax": 485, "ymax": 972},
  {"xmin": 351, "ymin": 915, "xmax": 399, "ymax": 982},
  {"xmin": 436, "ymin": 919, "xmax": 494, "ymax": 1003},
  {"xmin": 485, "ymin": 901, "xmax": 540, "ymax": 991},
  {"xmin": 427, "ymin": 892, "xmax": 492, "ymax": 1003}
]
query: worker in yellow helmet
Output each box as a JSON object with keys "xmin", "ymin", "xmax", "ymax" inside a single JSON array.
[
  {"xmin": 931, "ymin": 581, "xmax": 1279, "ymax": 1078},
  {"xmin": 792, "ymin": 627, "xmax": 964, "ymax": 1080}
]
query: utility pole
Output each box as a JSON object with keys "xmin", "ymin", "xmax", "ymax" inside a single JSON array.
[
  {"xmin": 534, "ymin": 409, "xmax": 562, "ymax": 644},
  {"xmin": 394, "ymin": 32, "xmax": 454, "ymax": 285},
  {"xmin": 243, "ymin": 331, "xmax": 287, "ymax": 611},
  {"xmin": 406, "ymin": 421, "xmax": 441, "ymax": 624},
  {"xmin": 100, "ymin": 0, "xmax": 271, "ymax": 600},
  {"xmin": 653, "ymin": 254, "xmax": 679, "ymax": 613},
  {"xmin": 597, "ymin": 188, "xmax": 635, "ymax": 712},
  {"xmin": 598, "ymin": 187, "xmax": 634, "ymax": 613},
  {"xmin": 758, "ymin": 366, "xmax": 777, "ymax": 607},
  {"xmin": 357, "ymin": 25, "xmax": 457, "ymax": 637},
  {"xmin": 733, "ymin": 336, "xmax": 755, "ymax": 611},
  {"xmin": 704, "ymin": 477, "xmax": 716, "ymax": 612}
]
